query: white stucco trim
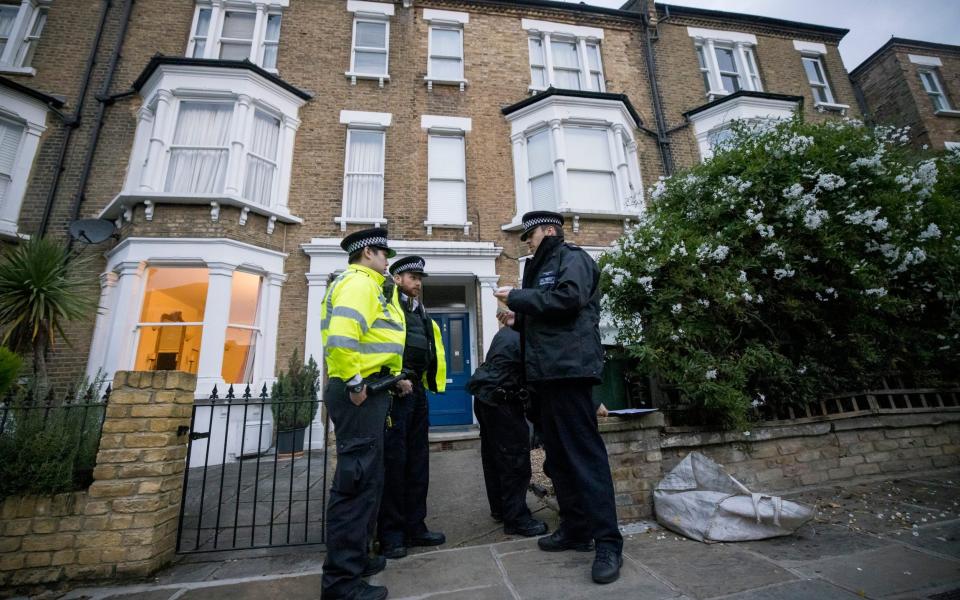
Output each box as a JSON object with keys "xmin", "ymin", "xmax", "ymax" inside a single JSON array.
[
  {"xmin": 521, "ymin": 18, "xmax": 603, "ymax": 40},
  {"xmin": 908, "ymin": 54, "xmax": 943, "ymax": 67},
  {"xmin": 340, "ymin": 109, "xmax": 392, "ymax": 128},
  {"xmin": 689, "ymin": 94, "xmax": 800, "ymax": 160},
  {"xmin": 421, "ymin": 114, "xmax": 472, "ymax": 132},
  {"xmin": 793, "ymin": 40, "xmax": 827, "ymax": 55},
  {"xmin": 347, "ymin": 0, "xmax": 394, "ymax": 16},
  {"xmin": 0, "ymin": 85, "xmax": 48, "ymax": 239},
  {"xmin": 423, "ymin": 8, "xmax": 468, "ymax": 24},
  {"xmin": 687, "ymin": 27, "xmax": 757, "ymax": 45}
]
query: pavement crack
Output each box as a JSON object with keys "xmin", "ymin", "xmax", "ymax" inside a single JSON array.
[{"xmin": 489, "ymin": 543, "xmax": 523, "ymax": 600}]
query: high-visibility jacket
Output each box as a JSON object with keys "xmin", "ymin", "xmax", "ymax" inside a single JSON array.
[
  {"xmin": 388, "ymin": 286, "xmax": 447, "ymax": 393},
  {"xmin": 321, "ymin": 264, "xmax": 406, "ymax": 381}
]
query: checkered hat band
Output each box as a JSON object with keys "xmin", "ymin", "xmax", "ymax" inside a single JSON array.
[
  {"xmin": 523, "ymin": 216, "xmax": 562, "ymax": 230},
  {"xmin": 395, "ymin": 261, "xmax": 425, "ymax": 274},
  {"xmin": 346, "ymin": 236, "xmax": 388, "ymax": 254}
]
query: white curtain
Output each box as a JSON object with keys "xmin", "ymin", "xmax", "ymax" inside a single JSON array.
[
  {"xmin": 244, "ymin": 111, "xmax": 280, "ymax": 207},
  {"xmin": 527, "ymin": 130, "xmax": 555, "ymax": 211},
  {"xmin": 344, "ymin": 130, "xmax": 384, "ymax": 219},
  {"xmin": 551, "ymin": 40, "xmax": 581, "ymax": 89},
  {"xmin": 0, "ymin": 118, "xmax": 22, "ymax": 203},
  {"xmin": 566, "ymin": 127, "xmax": 616, "ymax": 211},
  {"xmin": 427, "ymin": 135, "xmax": 466, "ymax": 223},
  {"xmin": 165, "ymin": 102, "xmax": 232, "ymax": 195}
]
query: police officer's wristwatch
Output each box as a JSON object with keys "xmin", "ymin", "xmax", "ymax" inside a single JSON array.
[{"xmin": 347, "ymin": 374, "xmax": 364, "ymax": 395}]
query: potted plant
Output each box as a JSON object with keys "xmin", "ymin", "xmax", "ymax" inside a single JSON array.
[{"xmin": 271, "ymin": 350, "xmax": 320, "ymax": 456}]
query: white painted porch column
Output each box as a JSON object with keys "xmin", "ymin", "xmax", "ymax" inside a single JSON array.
[
  {"xmin": 196, "ymin": 262, "xmax": 235, "ymax": 391},
  {"xmin": 306, "ymin": 272, "xmax": 330, "ymax": 449},
  {"xmin": 275, "ymin": 115, "xmax": 299, "ymax": 213},
  {"xmin": 85, "ymin": 272, "xmax": 119, "ymax": 380},
  {"xmin": 510, "ymin": 133, "xmax": 528, "ymax": 219},
  {"xmin": 254, "ymin": 271, "xmax": 285, "ymax": 385},
  {"xmin": 611, "ymin": 125, "xmax": 631, "ymax": 210},
  {"xmin": 99, "ymin": 262, "xmax": 146, "ymax": 381},
  {"xmin": 224, "ymin": 94, "xmax": 252, "ymax": 196},
  {"xmin": 549, "ymin": 119, "xmax": 567, "ymax": 210},
  {"xmin": 140, "ymin": 89, "xmax": 174, "ymax": 192},
  {"xmin": 477, "ymin": 275, "xmax": 501, "ymax": 362}
]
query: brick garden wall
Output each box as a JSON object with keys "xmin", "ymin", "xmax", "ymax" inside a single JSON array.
[
  {"xmin": 0, "ymin": 371, "xmax": 195, "ymax": 588},
  {"xmin": 602, "ymin": 410, "xmax": 960, "ymax": 522}
]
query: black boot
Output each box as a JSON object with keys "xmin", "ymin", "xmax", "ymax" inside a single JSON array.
[
  {"xmin": 537, "ymin": 527, "xmax": 593, "ymax": 552},
  {"xmin": 504, "ymin": 518, "xmax": 548, "ymax": 537},
  {"xmin": 406, "ymin": 530, "xmax": 445, "ymax": 547},
  {"xmin": 361, "ymin": 554, "xmax": 386, "ymax": 577},
  {"xmin": 591, "ymin": 546, "xmax": 623, "ymax": 584}
]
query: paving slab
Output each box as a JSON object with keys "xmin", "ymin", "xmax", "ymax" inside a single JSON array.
[
  {"xmin": 200, "ymin": 552, "xmax": 323, "ymax": 580},
  {"xmin": 899, "ymin": 520, "xmax": 960, "ymax": 559},
  {"xmin": 798, "ymin": 545, "xmax": 960, "ymax": 598},
  {"xmin": 720, "ymin": 579, "xmax": 865, "ymax": 600},
  {"xmin": 102, "ymin": 591, "xmax": 180, "ymax": 600},
  {"xmin": 368, "ymin": 545, "xmax": 505, "ymax": 598},
  {"xmin": 623, "ymin": 533, "xmax": 796, "ymax": 599},
  {"xmin": 177, "ymin": 574, "xmax": 323, "ymax": 600},
  {"xmin": 496, "ymin": 544, "xmax": 679, "ymax": 600},
  {"xmin": 739, "ymin": 523, "xmax": 887, "ymax": 563}
]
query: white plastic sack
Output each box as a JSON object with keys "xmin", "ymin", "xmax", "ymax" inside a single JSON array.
[{"xmin": 654, "ymin": 452, "xmax": 814, "ymax": 542}]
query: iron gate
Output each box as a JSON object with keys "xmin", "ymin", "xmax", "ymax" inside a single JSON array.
[{"xmin": 176, "ymin": 384, "xmax": 328, "ymax": 553}]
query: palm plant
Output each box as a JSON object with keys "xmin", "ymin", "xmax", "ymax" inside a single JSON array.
[{"xmin": 0, "ymin": 238, "xmax": 97, "ymax": 401}]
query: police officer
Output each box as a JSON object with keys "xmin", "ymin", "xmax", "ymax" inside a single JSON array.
[
  {"xmin": 467, "ymin": 325, "xmax": 549, "ymax": 537},
  {"xmin": 377, "ymin": 255, "xmax": 447, "ymax": 559},
  {"xmin": 321, "ymin": 228, "xmax": 411, "ymax": 600},
  {"xmin": 494, "ymin": 211, "xmax": 624, "ymax": 585}
]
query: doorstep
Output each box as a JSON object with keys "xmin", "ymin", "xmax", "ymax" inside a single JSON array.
[{"xmin": 428, "ymin": 424, "xmax": 480, "ymax": 451}]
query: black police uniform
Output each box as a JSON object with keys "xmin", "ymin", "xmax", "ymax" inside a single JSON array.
[
  {"xmin": 377, "ymin": 257, "xmax": 444, "ymax": 556},
  {"xmin": 506, "ymin": 213, "xmax": 623, "ymax": 556},
  {"xmin": 467, "ymin": 327, "xmax": 540, "ymax": 530}
]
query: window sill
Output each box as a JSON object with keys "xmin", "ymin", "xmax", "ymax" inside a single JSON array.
[
  {"xmin": 334, "ymin": 216, "xmax": 388, "ymax": 231},
  {"xmin": 345, "ymin": 71, "xmax": 390, "ymax": 87},
  {"xmin": 0, "ymin": 223, "xmax": 29, "ymax": 241},
  {"xmin": 99, "ymin": 192, "xmax": 303, "ymax": 233},
  {"xmin": 425, "ymin": 77, "xmax": 467, "ymax": 92},
  {"xmin": 935, "ymin": 109, "xmax": 960, "ymax": 118},
  {"xmin": 424, "ymin": 221, "xmax": 472, "ymax": 235},
  {"xmin": 815, "ymin": 102, "xmax": 850, "ymax": 114},
  {"xmin": 0, "ymin": 65, "xmax": 35, "ymax": 76}
]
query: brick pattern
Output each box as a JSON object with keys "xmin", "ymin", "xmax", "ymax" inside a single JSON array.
[
  {"xmin": 0, "ymin": 370, "xmax": 195, "ymax": 588},
  {"xmin": 852, "ymin": 43, "xmax": 960, "ymax": 149},
  {"xmin": 601, "ymin": 412, "xmax": 960, "ymax": 520}
]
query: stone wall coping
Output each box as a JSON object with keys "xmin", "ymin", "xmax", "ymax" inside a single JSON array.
[
  {"xmin": 660, "ymin": 410, "xmax": 960, "ymax": 449},
  {"xmin": 598, "ymin": 412, "xmax": 665, "ymax": 433}
]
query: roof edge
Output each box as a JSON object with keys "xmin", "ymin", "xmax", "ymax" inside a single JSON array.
[
  {"xmin": 132, "ymin": 55, "xmax": 313, "ymax": 101},
  {"xmin": 682, "ymin": 90, "xmax": 804, "ymax": 118},
  {"xmin": 850, "ymin": 37, "xmax": 960, "ymax": 78},
  {"xmin": 464, "ymin": 0, "xmax": 646, "ymax": 22},
  {"xmin": 656, "ymin": 3, "xmax": 848, "ymax": 38},
  {"xmin": 0, "ymin": 76, "xmax": 65, "ymax": 108},
  {"xmin": 501, "ymin": 87, "xmax": 642, "ymax": 127}
]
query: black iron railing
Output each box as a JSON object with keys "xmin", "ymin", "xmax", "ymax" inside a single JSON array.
[{"xmin": 176, "ymin": 383, "xmax": 328, "ymax": 553}]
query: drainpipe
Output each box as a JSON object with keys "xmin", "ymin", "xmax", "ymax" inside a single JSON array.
[
  {"xmin": 67, "ymin": 0, "xmax": 135, "ymax": 249},
  {"xmin": 638, "ymin": 0, "xmax": 675, "ymax": 176},
  {"xmin": 38, "ymin": 0, "xmax": 113, "ymax": 237}
]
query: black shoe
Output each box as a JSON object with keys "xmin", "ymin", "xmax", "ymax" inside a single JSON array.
[
  {"xmin": 406, "ymin": 530, "xmax": 445, "ymax": 547},
  {"xmin": 504, "ymin": 518, "xmax": 549, "ymax": 537},
  {"xmin": 491, "ymin": 512, "xmax": 503, "ymax": 523},
  {"xmin": 591, "ymin": 547, "xmax": 623, "ymax": 584},
  {"xmin": 348, "ymin": 581, "xmax": 389, "ymax": 600},
  {"xmin": 361, "ymin": 554, "xmax": 386, "ymax": 577},
  {"xmin": 537, "ymin": 528, "xmax": 593, "ymax": 552},
  {"xmin": 381, "ymin": 544, "xmax": 407, "ymax": 559}
]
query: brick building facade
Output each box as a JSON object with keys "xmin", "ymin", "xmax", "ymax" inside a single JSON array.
[
  {"xmin": 850, "ymin": 37, "xmax": 960, "ymax": 151},
  {"xmin": 0, "ymin": 0, "xmax": 873, "ymax": 460}
]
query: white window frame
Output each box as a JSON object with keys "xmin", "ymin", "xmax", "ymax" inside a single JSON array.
[
  {"xmin": 801, "ymin": 55, "xmax": 834, "ymax": 104},
  {"xmin": 186, "ymin": 1, "xmax": 286, "ymax": 72},
  {"xmin": 423, "ymin": 8, "xmax": 468, "ymax": 91},
  {"xmin": 688, "ymin": 27, "xmax": 762, "ymax": 99},
  {"xmin": 346, "ymin": 0, "xmax": 394, "ymax": 86},
  {"xmin": 337, "ymin": 110, "xmax": 391, "ymax": 230},
  {"xmin": 522, "ymin": 19, "xmax": 605, "ymax": 93},
  {"xmin": 688, "ymin": 94, "xmax": 800, "ymax": 161},
  {"xmin": 0, "ymin": 0, "xmax": 49, "ymax": 75},
  {"xmin": 422, "ymin": 115, "xmax": 472, "ymax": 235},
  {"xmin": 793, "ymin": 41, "xmax": 849, "ymax": 113},
  {"xmin": 103, "ymin": 62, "xmax": 307, "ymax": 231},
  {"xmin": 0, "ymin": 84, "xmax": 47, "ymax": 239},
  {"xmin": 918, "ymin": 68, "xmax": 953, "ymax": 113},
  {"xmin": 86, "ymin": 237, "xmax": 288, "ymax": 394},
  {"xmin": 503, "ymin": 94, "xmax": 643, "ymax": 229}
]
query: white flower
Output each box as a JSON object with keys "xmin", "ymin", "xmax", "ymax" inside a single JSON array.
[
  {"xmin": 797, "ymin": 365, "xmax": 808, "ymax": 375},
  {"xmin": 650, "ymin": 177, "xmax": 668, "ymax": 200},
  {"xmin": 671, "ymin": 303, "xmax": 683, "ymax": 315},
  {"xmin": 782, "ymin": 183, "xmax": 805, "ymax": 200},
  {"xmin": 864, "ymin": 288, "xmax": 887, "ymax": 298},
  {"xmin": 637, "ymin": 276, "xmax": 654, "ymax": 294},
  {"xmin": 696, "ymin": 243, "xmax": 730, "ymax": 262},
  {"xmin": 803, "ymin": 255, "xmax": 819, "ymax": 263},
  {"xmin": 697, "ymin": 298, "xmax": 711, "ymax": 307},
  {"xmin": 738, "ymin": 270, "xmax": 748, "ymax": 283},
  {"xmin": 742, "ymin": 292, "xmax": 753, "ymax": 302},
  {"xmin": 816, "ymin": 173, "xmax": 846, "ymax": 191},
  {"xmin": 757, "ymin": 224, "xmax": 776, "ymax": 238},
  {"xmin": 669, "ymin": 242, "xmax": 688, "ymax": 257},
  {"xmin": 762, "ymin": 243, "xmax": 785, "ymax": 259},
  {"xmin": 745, "ymin": 209, "xmax": 764, "ymax": 224},
  {"xmin": 705, "ymin": 369, "xmax": 718, "ymax": 380},
  {"xmin": 919, "ymin": 223, "xmax": 941, "ymax": 241},
  {"xmin": 773, "ymin": 266, "xmax": 796, "ymax": 280}
]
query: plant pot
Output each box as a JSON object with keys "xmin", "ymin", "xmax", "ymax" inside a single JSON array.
[{"xmin": 276, "ymin": 427, "xmax": 307, "ymax": 456}]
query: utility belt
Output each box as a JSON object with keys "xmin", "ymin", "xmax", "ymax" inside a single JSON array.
[{"xmin": 490, "ymin": 386, "xmax": 529, "ymax": 405}]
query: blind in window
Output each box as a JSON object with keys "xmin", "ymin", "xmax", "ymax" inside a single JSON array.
[
  {"xmin": 527, "ymin": 130, "xmax": 555, "ymax": 211},
  {"xmin": 427, "ymin": 135, "xmax": 466, "ymax": 223},
  {"xmin": 344, "ymin": 129, "xmax": 385, "ymax": 219},
  {"xmin": 566, "ymin": 127, "xmax": 616, "ymax": 211}
]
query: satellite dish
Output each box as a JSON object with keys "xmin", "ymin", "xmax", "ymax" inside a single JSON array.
[{"xmin": 69, "ymin": 219, "xmax": 117, "ymax": 244}]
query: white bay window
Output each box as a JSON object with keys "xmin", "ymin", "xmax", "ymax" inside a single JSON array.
[
  {"xmin": 102, "ymin": 59, "xmax": 308, "ymax": 231},
  {"xmin": 688, "ymin": 27, "xmax": 762, "ymax": 99},
  {"xmin": 523, "ymin": 19, "xmax": 604, "ymax": 92},
  {"xmin": 187, "ymin": 0, "xmax": 285, "ymax": 71},
  {"xmin": 0, "ymin": 80, "xmax": 51, "ymax": 238},
  {"xmin": 0, "ymin": 0, "xmax": 47, "ymax": 74},
  {"xmin": 504, "ymin": 92, "xmax": 643, "ymax": 229}
]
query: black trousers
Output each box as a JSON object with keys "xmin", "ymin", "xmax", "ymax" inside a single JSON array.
[
  {"xmin": 377, "ymin": 379, "xmax": 431, "ymax": 548},
  {"xmin": 534, "ymin": 379, "xmax": 623, "ymax": 551},
  {"xmin": 322, "ymin": 378, "xmax": 390, "ymax": 599},
  {"xmin": 475, "ymin": 398, "xmax": 533, "ymax": 527}
]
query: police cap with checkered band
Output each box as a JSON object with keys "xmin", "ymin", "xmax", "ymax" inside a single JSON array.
[
  {"xmin": 519, "ymin": 211, "xmax": 564, "ymax": 241},
  {"xmin": 389, "ymin": 255, "xmax": 429, "ymax": 277},
  {"xmin": 340, "ymin": 227, "xmax": 396, "ymax": 258}
]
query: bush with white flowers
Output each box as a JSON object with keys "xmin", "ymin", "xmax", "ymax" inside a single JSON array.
[{"xmin": 600, "ymin": 118, "xmax": 960, "ymax": 429}]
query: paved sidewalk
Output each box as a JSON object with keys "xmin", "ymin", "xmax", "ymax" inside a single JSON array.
[{"xmin": 53, "ymin": 459, "xmax": 960, "ymax": 600}]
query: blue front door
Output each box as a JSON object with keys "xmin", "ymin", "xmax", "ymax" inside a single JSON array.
[{"xmin": 428, "ymin": 313, "xmax": 472, "ymax": 426}]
